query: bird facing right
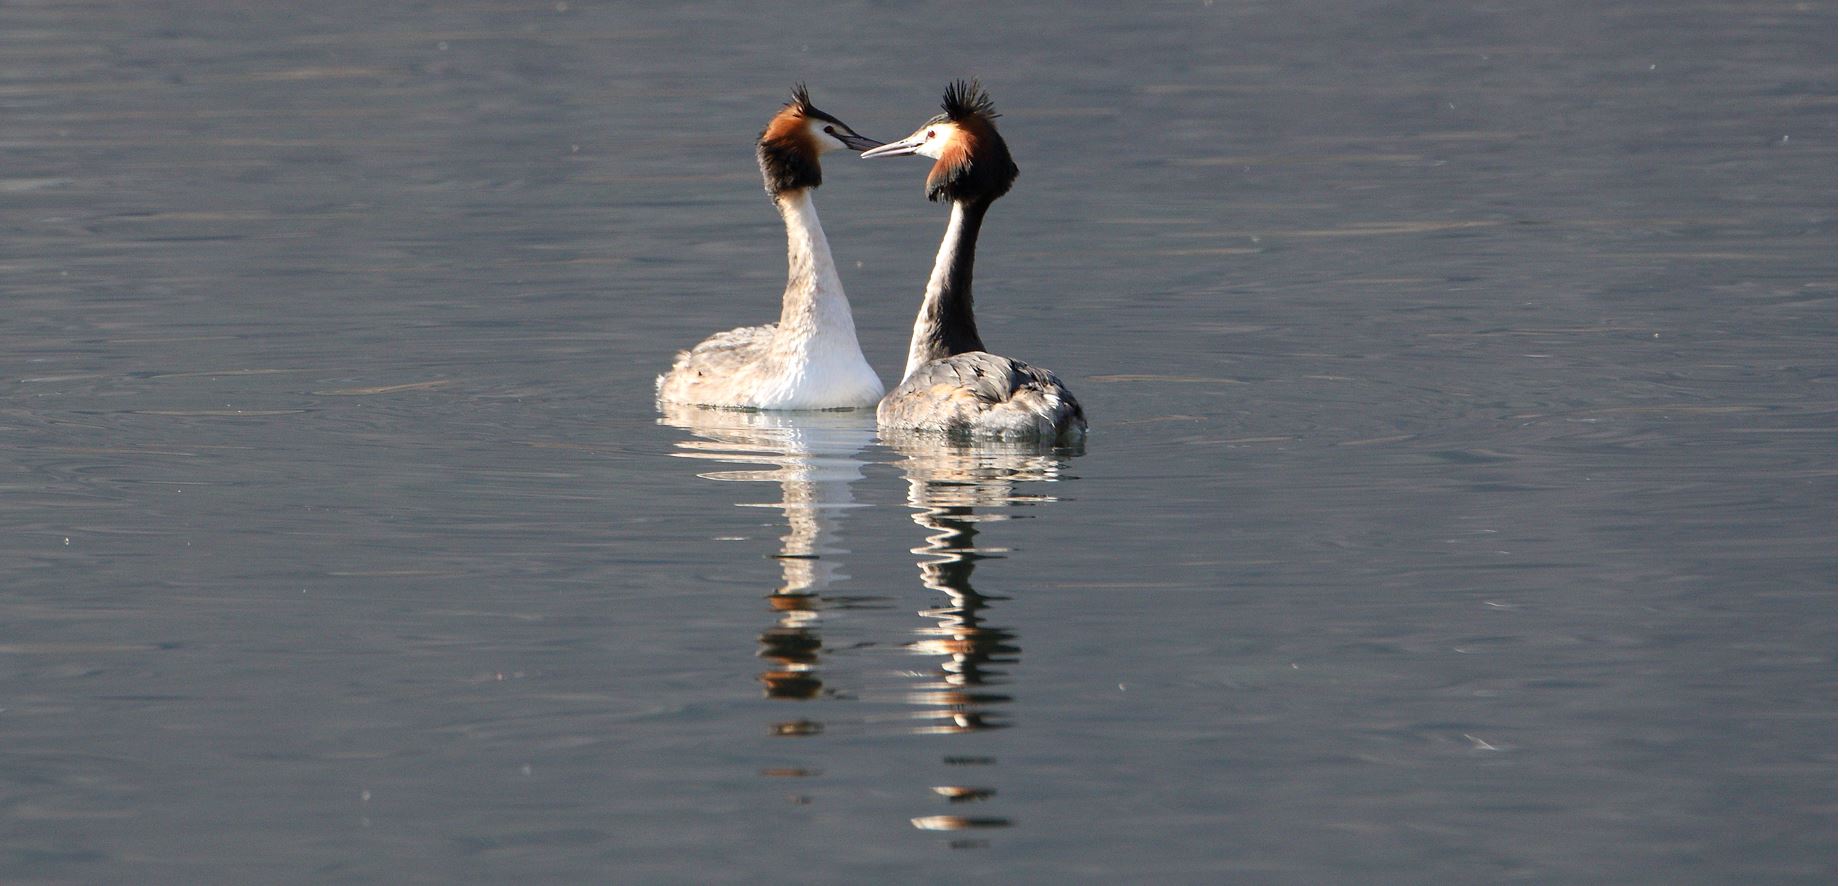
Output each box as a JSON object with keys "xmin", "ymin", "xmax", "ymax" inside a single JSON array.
[
  {"xmin": 655, "ymin": 86, "xmax": 886, "ymax": 412},
  {"xmin": 861, "ymin": 81, "xmax": 1085, "ymax": 442}
]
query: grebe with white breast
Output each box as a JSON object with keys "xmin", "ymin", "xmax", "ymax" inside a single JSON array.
[
  {"xmin": 656, "ymin": 86, "xmax": 886, "ymax": 410},
  {"xmin": 861, "ymin": 81, "xmax": 1085, "ymax": 441}
]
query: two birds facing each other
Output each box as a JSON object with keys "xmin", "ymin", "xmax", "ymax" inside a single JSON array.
[{"xmin": 655, "ymin": 81, "xmax": 1086, "ymax": 443}]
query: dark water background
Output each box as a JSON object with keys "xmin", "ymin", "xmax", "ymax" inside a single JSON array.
[{"xmin": 3, "ymin": 1, "xmax": 1833, "ymax": 882}]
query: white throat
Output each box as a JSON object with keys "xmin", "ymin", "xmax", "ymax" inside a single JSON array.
[
  {"xmin": 743, "ymin": 189, "xmax": 881, "ymax": 409},
  {"xmin": 776, "ymin": 190, "xmax": 857, "ymax": 343}
]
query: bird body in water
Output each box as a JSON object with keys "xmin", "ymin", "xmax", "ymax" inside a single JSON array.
[
  {"xmin": 862, "ymin": 81, "xmax": 1085, "ymax": 441},
  {"xmin": 656, "ymin": 87, "xmax": 886, "ymax": 411}
]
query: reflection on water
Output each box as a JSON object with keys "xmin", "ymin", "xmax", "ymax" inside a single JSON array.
[
  {"xmin": 887, "ymin": 435, "xmax": 1082, "ymax": 837},
  {"xmin": 1, "ymin": 0, "xmax": 1826, "ymax": 877},
  {"xmin": 659, "ymin": 408, "xmax": 1082, "ymax": 843},
  {"xmin": 659, "ymin": 404, "xmax": 878, "ymax": 738}
]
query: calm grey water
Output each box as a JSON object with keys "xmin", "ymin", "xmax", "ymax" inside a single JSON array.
[{"xmin": 2, "ymin": 1, "xmax": 1832, "ymax": 882}]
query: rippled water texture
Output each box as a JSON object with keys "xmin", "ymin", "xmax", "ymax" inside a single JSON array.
[{"xmin": 2, "ymin": 1, "xmax": 1833, "ymax": 882}]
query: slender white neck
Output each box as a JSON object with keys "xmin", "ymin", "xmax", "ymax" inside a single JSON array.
[{"xmin": 775, "ymin": 190, "xmax": 857, "ymax": 343}]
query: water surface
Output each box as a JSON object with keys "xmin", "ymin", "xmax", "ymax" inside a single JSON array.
[{"xmin": 2, "ymin": 1, "xmax": 1833, "ymax": 882}]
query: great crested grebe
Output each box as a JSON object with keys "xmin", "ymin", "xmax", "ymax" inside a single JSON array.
[
  {"xmin": 861, "ymin": 81, "xmax": 1085, "ymax": 441},
  {"xmin": 656, "ymin": 86, "xmax": 886, "ymax": 411}
]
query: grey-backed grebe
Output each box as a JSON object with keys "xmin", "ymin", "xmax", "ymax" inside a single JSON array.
[
  {"xmin": 656, "ymin": 86, "xmax": 886, "ymax": 410},
  {"xmin": 861, "ymin": 81, "xmax": 1085, "ymax": 441}
]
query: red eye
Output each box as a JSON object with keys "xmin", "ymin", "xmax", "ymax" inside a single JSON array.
[
  {"xmin": 823, "ymin": 126, "xmax": 836, "ymax": 134},
  {"xmin": 925, "ymin": 130, "xmax": 936, "ymax": 140}
]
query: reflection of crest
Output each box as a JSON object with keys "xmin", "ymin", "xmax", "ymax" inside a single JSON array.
[
  {"xmin": 659, "ymin": 404, "xmax": 876, "ymax": 705},
  {"xmin": 659, "ymin": 407, "xmax": 1084, "ymax": 841},
  {"xmin": 888, "ymin": 434, "xmax": 1082, "ymax": 834}
]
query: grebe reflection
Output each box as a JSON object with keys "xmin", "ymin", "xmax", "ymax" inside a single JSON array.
[
  {"xmin": 658, "ymin": 404, "xmax": 878, "ymax": 718},
  {"xmin": 659, "ymin": 407, "xmax": 1081, "ymax": 839},
  {"xmin": 887, "ymin": 434, "xmax": 1081, "ymax": 836}
]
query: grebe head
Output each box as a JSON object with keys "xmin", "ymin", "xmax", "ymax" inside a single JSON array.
[
  {"xmin": 861, "ymin": 79, "xmax": 1018, "ymax": 204},
  {"xmin": 757, "ymin": 84, "xmax": 884, "ymax": 197}
]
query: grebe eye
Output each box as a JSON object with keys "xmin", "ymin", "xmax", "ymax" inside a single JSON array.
[
  {"xmin": 823, "ymin": 125, "xmax": 836, "ymax": 134},
  {"xmin": 925, "ymin": 130, "xmax": 936, "ymax": 140}
]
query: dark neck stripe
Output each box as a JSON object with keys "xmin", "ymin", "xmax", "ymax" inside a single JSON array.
[{"xmin": 913, "ymin": 198, "xmax": 991, "ymax": 366}]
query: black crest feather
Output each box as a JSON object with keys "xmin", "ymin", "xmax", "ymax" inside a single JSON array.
[
  {"xmin": 940, "ymin": 79, "xmax": 1000, "ymax": 122},
  {"xmin": 925, "ymin": 80, "xmax": 1018, "ymax": 204},
  {"xmin": 757, "ymin": 84, "xmax": 823, "ymax": 196},
  {"xmin": 788, "ymin": 83, "xmax": 815, "ymax": 115}
]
